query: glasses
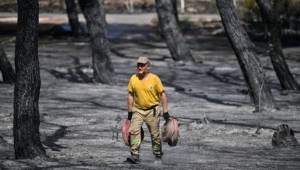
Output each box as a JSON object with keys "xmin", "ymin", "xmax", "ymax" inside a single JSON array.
[{"xmin": 137, "ymin": 63, "xmax": 147, "ymax": 68}]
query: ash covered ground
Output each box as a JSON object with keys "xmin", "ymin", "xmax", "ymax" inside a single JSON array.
[{"xmin": 0, "ymin": 13, "xmax": 300, "ymax": 169}]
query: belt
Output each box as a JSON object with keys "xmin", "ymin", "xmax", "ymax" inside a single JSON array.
[
  {"xmin": 140, "ymin": 105, "xmax": 158, "ymax": 111},
  {"xmin": 141, "ymin": 105, "xmax": 158, "ymax": 117}
]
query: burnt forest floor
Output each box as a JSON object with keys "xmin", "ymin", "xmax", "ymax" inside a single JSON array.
[{"xmin": 0, "ymin": 13, "xmax": 300, "ymax": 170}]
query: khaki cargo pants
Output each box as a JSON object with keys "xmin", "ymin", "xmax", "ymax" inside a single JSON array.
[{"xmin": 129, "ymin": 105, "xmax": 162, "ymax": 156}]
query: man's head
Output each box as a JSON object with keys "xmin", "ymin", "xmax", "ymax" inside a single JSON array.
[{"xmin": 136, "ymin": 56, "xmax": 150, "ymax": 75}]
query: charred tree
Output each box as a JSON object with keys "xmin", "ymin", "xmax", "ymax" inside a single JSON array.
[
  {"xmin": 14, "ymin": 0, "xmax": 46, "ymax": 159},
  {"xmin": 155, "ymin": 0, "xmax": 195, "ymax": 62},
  {"xmin": 78, "ymin": 0, "xmax": 114, "ymax": 84},
  {"xmin": 65, "ymin": 0, "xmax": 80, "ymax": 36},
  {"xmin": 256, "ymin": 0, "xmax": 299, "ymax": 90},
  {"xmin": 171, "ymin": 0, "xmax": 179, "ymax": 24},
  {"xmin": 216, "ymin": 0, "xmax": 274, "ymax": 110},
  {"xmin": 0, "ymin": 46, "xmax": 15, "ymax": 83}
]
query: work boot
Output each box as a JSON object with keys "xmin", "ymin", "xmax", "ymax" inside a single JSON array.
[
  {"xmin": 126, "ymin": 154, "xmax": 140, "ymax": 164},
  {"xmin": 154, "ymin": 155, "xmax": 162, "ymax": 165}
]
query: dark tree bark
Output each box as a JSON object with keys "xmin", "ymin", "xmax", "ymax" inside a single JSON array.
[
  {"xmin": 216, "ymin": 0, "xmax": 274, "ymax": 110},
  {"xmin": 155, "ymin": 0, "xmax": 195, "ymax": 62},
  {"xmin": 78, "ymin": 0, "xmax": 114, "ymax": 84},
  {"xmin": 0, "ymin": 46, "xmax": 15, "ymax": 83},
  {"xmin": 14, "ymin": 0, "xmax": 46, "ymax": 159},
  {"xmin": 171, "ymin": 0, "xmax": 179, "ymax": 24},
  {"xmin": 65, "ymin": 0, "xmax": 80, "ymax": 36},
  {"xmin": 256, "ymin": 0, "xmax": 299, "ymax": 90}
]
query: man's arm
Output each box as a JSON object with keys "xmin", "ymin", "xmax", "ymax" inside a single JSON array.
[
  {"xmin": 127, "ymin": 92, "xmax": 134, "ymax": 120},
  {"xmin": 160, "ymin": 92, "xmax": 168, "ymax": 113},
  {"xmin": 160, "ymin": 92, "xmax": 170, "ymax": 121},
  {"xmin": 128, "ymin": 92, "xmax": 134, "ymax": 112}
]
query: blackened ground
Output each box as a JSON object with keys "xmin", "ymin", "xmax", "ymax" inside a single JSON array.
[{"xmin": 0, "ymin": 13, "xmax": 300, "ymax": 169}]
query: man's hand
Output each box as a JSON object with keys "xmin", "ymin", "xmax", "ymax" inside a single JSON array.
[
  {"xmin": 163, "ymin": 112, "xmax": 170, "ymax": 122},
  {"xmin": 128, "ymin": 111, "xmax": 133, "ymax": 120}
]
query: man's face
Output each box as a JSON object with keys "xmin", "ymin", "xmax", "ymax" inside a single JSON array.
[{"xmin": 136, "ymin": 63, "xmax": 149, "ymax": 75}]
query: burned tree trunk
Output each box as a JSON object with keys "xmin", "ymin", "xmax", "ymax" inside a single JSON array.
[
  {"xmin": 78, "ymin": 0, "xmax": 114, "ymax": 84},
  {"xmin": 256, "ymin": 0, "xmax": 299, "ymax": 90},
  {"xmin": 14, "ymin": 0, "xmax": 46, "ymax": 159},
  {"xmin": 155, "ymin": 0, "xmax": 195, "ymax": 62},
  {"xmin": 65, "ymin": 0, "xmax": 80, "ymax": 36},
  {"xmin": 216, "ymin": 0, "xmax": 274, "ymax": 110},
  {"xmin": 171, "ymin": 0, "xmax": 179, "ymax": 24},
  {"xmin": 0, "ymin": 46, "xmax": 15, "ymax": 83}
]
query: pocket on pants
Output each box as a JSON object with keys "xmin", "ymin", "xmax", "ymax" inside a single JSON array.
[{"xmin": 155, "ymin": 106, "xmax": 162, "ymax": 117}]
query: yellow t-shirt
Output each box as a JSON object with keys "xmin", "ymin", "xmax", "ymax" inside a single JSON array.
[{"xmin": 128, "ymin": 73, "xmax": 165, "ymax": 110}]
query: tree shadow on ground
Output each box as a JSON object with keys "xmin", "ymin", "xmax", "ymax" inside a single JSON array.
[
  {"xmin": 206, "ymin": 68, "xmax": 245, "ymax": 86},
  {"xmin": 43, "ymin": 53, "xmax": 94, "ymax": 83},
  {"xmin": 53, "ymin": 97, "xmax": 127, "ymax": 112},
  {"xmin": 42, "ymin": 122, "xmax": 68, "ymax": 151},
  {"xmin": 0, "ymin": 136, "xmax": 14, "ymax": 160},
  {"xmin": 6, "ymin": 159, "xmax": 110, "ymax": 170},
  {"xmin": 161, "ymin": 66, "xmax": 250, "ymax": 107},
  {"xmin": 0, "ymin": 164, "xmax": 9, "ymax": 170},
  {"xmin": 46, "ymin": 65, "xmax": 93, "ymax": 83},
  {"xmin": 111, "ymin": 47, "xmax": 169, "ymax": 62},
  {"xmin": 164, "ymin": 81, "xmax": 245, "ymax": 107}
]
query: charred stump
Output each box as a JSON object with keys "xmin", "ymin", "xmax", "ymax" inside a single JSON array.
[{"xmin": 272, "ymin": 124, "xmax": 298, "ymax": 147}]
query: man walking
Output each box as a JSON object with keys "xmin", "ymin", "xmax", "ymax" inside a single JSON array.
[{"xmin": 126, "ymin": 56, "xmax": 171, "ymax": 164}]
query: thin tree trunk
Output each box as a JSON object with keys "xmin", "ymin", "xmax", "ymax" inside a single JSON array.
[
  {"xmin": 172, "ymin": 0, "xmax": 179, "ymax": 24},
  {"xmin": 78, "ymin": 0, "xmax": 114, "ymax": 84},
  {"xmin": 216, "ymin": 0, "xmax": 274, "ymax": 111},
  {"xmin": 155, "ymin": 0, "xmax": 195, "ymax": 62},
  {"xmin": 14, "ymin": 0, "xmax": 45, "ymax": 159},
  {"xmin": 256, "ymin": 0, "xmax": 299, "ymax": 90},
  {"xmin": 65, "ymin": 0, "xmax": 80, "ymax": 36},
  {"xmin": 0, "ymin": 46, "xmax": 15, "ymax": 83}
]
